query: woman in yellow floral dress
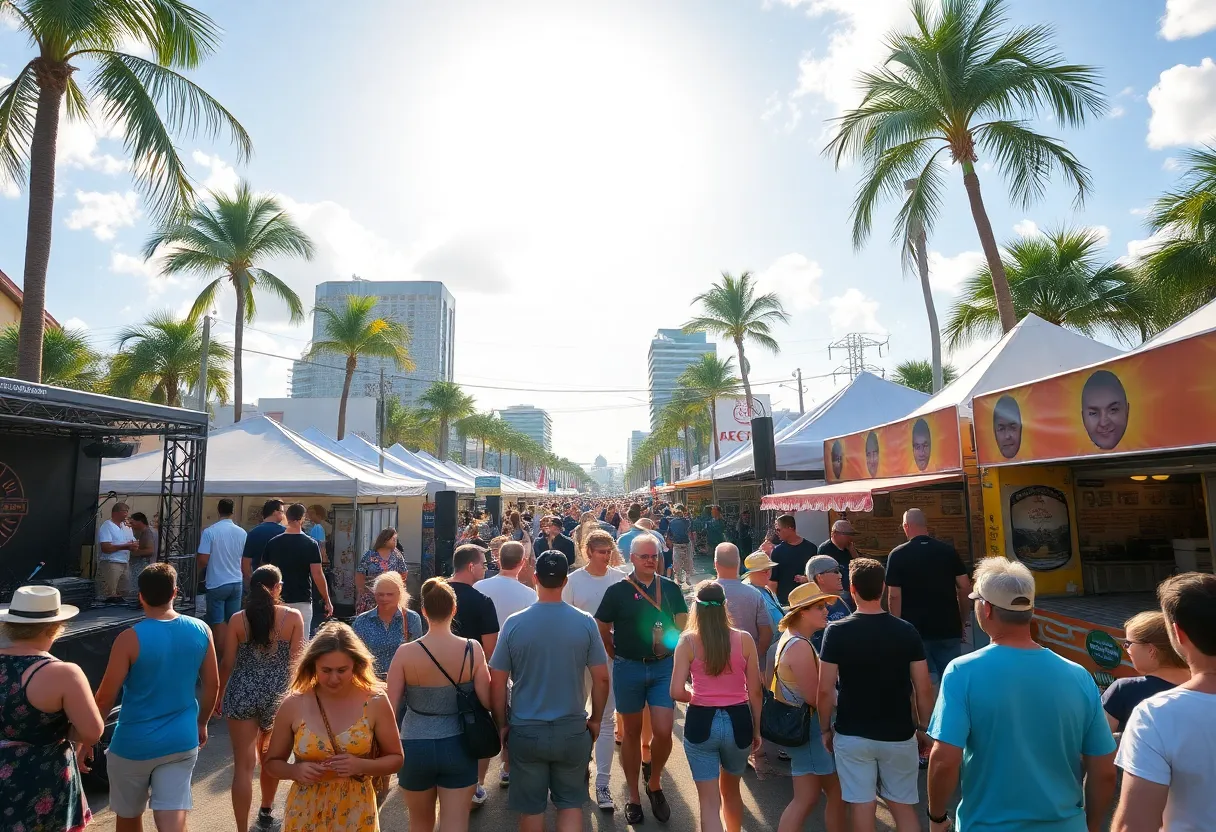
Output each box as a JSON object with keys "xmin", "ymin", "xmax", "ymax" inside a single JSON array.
[{"xmin": 265, "ymin": 622, "xmax": 404, "ymax": 831}]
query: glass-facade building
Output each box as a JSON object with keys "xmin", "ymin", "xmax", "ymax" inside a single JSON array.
[
  {"xmin": 647, "ymin": 329, "xmax": 715, "ymax": 428},
  {"xmin": 498, "ymin": 405, "xmax": 552, "ymax": 452}
]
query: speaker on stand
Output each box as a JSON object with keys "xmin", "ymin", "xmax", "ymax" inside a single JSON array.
[
  {"xmin": 751, "ymin": 416, "xmax": 777, "ymax": 529},
  {"xmin": 486, "ymin": 495, "xmax": 502, "ymax": 531},
  {"xmin": 434, "ymin": 491, "xmax": 457, "ymax": 577}
]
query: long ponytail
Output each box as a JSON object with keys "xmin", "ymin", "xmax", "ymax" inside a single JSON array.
[{"xmin": 246, "ymin": 565, "xmax": 281, "ymax": 646}]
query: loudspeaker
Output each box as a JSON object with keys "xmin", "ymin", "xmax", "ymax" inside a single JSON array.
[
  {"xmin": 486, "ymin": 495, "xmax": 501, "ymax": 528},
  {"xmin": 751, "ymin": 416, "xmax": 777, "ymax": 481},
  {"xmin": 83, "ymin": 441, "xmax": 137, "ymax": 459},
  {"xmin": 434, "ymin": 491, "xmax": 457, "ymax": 577}
]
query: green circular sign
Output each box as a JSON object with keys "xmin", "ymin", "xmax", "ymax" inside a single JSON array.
[{"xmin": 1086, "ymin": 630, "xmax": 1123, "ymax": 670}]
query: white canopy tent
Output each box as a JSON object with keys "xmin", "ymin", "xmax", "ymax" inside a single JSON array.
[
  {"xmin": 904, "ymin": 313, "xmax": 1123, "ymax": 419},
  {"xmin": 384, "ymin": 445, "xmax": 476, "ymax": 490},
  {"xmin": 295, "ymin": 427, "xmax": 451, "ymax": 497},
  {"xmin": 1139, "ymin": 296, "xmax": 1216, "ymax": 350},
  {"xmin": 419, "ymin": 453, "xmax": 550, "ymax": 497},
  {"xmin": 101, "ymin": 415, "xmax": 429, "ymax": 497},
  {"xmin": 708, "ymin": 372, "xmax": 931, "ymax": 481}
]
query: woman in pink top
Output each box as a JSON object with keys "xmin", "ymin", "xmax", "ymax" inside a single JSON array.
[{"xmin": 671, "ymin": 581, "xmax": 763, "ymax": 832}]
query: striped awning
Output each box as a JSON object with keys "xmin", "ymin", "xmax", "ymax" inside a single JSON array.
[{"xmin": 760, "ymin": 472, "xmax": 962, "ymax": 513}]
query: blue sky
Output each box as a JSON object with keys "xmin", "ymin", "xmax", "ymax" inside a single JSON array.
[{"xmin": 0, "ymin": 0, "xmax": 1214, "ymax": 465}]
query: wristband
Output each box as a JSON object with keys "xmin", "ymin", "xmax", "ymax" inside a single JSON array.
[{"xmin": 928, "ymin": 809, "xmax": 950, "ymax": 824}]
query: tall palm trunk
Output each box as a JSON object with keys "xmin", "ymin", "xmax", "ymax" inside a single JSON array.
[
  {"xmin": 233, "ymin": 280, "xmax": 246, "ymax": 421},
  {"xmin": 18, "ymin": 64, "xmax": 70, "ymax": 381},
  {"xmin": 912, "ymin": 227, "xmax": 944, "ymax": 392},
  {"xmin": 337, "ymin": 353, "xmax": 356, "ymax": 439},
  {"xmin": 735, "ymin": 338, "xmax": 753, "ymax": 414},
  {"xmin": 708, "ymin": 399, "xmax": 720, "ymax": 461},
  {"xmin": 962, "ymin": 161, "xmax": 1017, "ymax": 332},
  {"xmin": 437, "ymin": 417, "xmax": 449, "ymax": 458}
]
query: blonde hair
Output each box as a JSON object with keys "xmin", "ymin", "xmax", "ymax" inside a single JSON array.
[
  {"xmin": 372, "ymin": 571, "xmax": 411, "ymax": 616},
  {"xmin": 288, "ymin": 621, "xmax": 383, "ymax": 694},
  {"xmin": 686, "ymin": 581, "xmax": 732, "ymax": 676},
  {"xmin": 0, "ymin": 621, "xmax": 66, "ymax": 643},
  {"xmin": 778, "ymin": 598, "xmax": 831, "ymax": 633},
  {"xmin": 489, "ymin": 535, "xmax": 509, "ymax": 555},
  {"xmin": 581, "ymin": 529, "xmax": 620, "ymax": 567},
  {"xmin": 1125, "ymin": 611, "xmax": 1187, "ymax": 669}
]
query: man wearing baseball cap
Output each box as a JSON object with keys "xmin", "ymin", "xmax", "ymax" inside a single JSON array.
[
  {"xmin": 805, "ymin": 554, "xmax": 854, "ymax": 652},
  {"xmin": 490, "ymin": 550, "xmax": 610, "ymax": 829},
  {"xmin": 926, "ymin": 558, "xmax": 1116, "ymax": 832},
  {"xmin": 818, "ymin": 519, "xmax": 858, "ymax": 594}
]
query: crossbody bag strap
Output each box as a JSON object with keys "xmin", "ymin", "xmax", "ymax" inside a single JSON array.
[
  {"xmin": 417, "ymin": 641, "xmax": 461, "ymax": 689},
  {"xmin": 313, "ymin": 690, "xmax": 345, "ymax": 754},
  {"xmin": 625, "ymin": 575, "xmax": 664, "ymax": 615},
  {"xmin": 771, "ymin": 636, "xmax": 812, "ymax": 701}
]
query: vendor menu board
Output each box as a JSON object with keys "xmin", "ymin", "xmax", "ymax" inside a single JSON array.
[
  {"xmin": 1075, "ymin": 480, "xmax": 1207, "ymax": 554},
  {"xmin": 835, "ymin": 487, "xmax": 972, "ymax": 560}
]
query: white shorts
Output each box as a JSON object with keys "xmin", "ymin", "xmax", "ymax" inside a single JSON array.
[
  {"xmin": 832, "ymin": 733, "xmax": 919, "ymax": 806},
  {"xmin": 106, "ymin": 747, "xmax": 199, "ymax": 817},
  {"xmin": 288, "ymin": 601, "xmax": 313, "ymax": 637}
]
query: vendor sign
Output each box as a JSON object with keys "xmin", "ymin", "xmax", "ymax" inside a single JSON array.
[
  {"xmin": 974, "ymin": 332, "xmax": 1216, "ymax": 466},
  {"xmin": 474, "ymin": 475, "xmax": 501, "ymax": 498},
  {"xmin": 824, "ymin": 405, "xmax": 962, "ymax": 483}
]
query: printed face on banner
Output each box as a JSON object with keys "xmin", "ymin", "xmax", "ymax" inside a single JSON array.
[
  {"xmin": 974, "ymin": 334, "xmax": 1216, "ymax": 466},
  {"xmin": 824, "ymin": 406, "xmax": 962, "ymax": 482}
]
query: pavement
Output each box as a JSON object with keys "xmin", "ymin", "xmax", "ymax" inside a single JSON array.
[{"xmin": 84, "ymin": 556, "xmax": 930, "ymax": 830}]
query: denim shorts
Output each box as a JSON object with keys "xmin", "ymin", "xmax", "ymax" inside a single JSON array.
[
  {"xmin": 612, "ymin": 655, "xmax": 674, "ymax": 713},
  {"xmin": 399, "ymin": 735, "xmax": 477, "ymax": 791},
  {"xmin": 922, "ymin": 638, "xmax": 964, "ymax": 682},
  {"xmin": 683, "ymin": 710, "xmax": 750, "ymax": 781},
  {"xmin": 780, "ymin": 718, "xmax": 836, "ymax": 777},
  {"xmin": 205, "ymin": 581, "xmax": 243, "ymax": 625},
  {"xmin": 508, "ymin": 717, "xmax": 594, "ymax": 814},
  {"xmin": 833, "ymin": 733, "xmax": 919, "ymax": 805},
  {"xmin": 106, "ymin": 747, "xmax": 198, "ymax": 817}
]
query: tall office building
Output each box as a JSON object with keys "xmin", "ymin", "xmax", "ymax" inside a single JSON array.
[
  {"xmin": 290, "ymin": 278, "xmax": 455, "ymax": 405},
  {"xmin": 498, "ymin": 405, "xmax": 552, "ymax": 451},
  {"xmin": 626, "ymin": 430, "xmax": 649, "ymax": 468},
  {"xmin": 648, "ymin": 329, "xmax": 715, "ymax": 428}
]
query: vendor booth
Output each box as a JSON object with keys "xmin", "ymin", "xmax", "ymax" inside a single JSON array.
[
  {"xmin": 101, "ymin": 416, "xmax": 428, "ymax": 616},
  {"xmin": 972, "ymin": 301, "xmax": 1216, "ymax": 686}
]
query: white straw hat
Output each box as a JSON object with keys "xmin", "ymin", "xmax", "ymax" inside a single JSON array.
[{"xmin": 0, "ymin": 585, "xmax": 80, "ymax": 624}]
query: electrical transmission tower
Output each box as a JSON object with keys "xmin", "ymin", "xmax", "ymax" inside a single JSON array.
[{"xmin": 828, "ymin": 333, "xmax": 889, "ymax": 383}]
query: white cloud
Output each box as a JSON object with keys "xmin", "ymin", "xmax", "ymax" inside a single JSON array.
[
  {"xmin": 755, "ymin": 252, "xmax": 822, "ymax": 311},
  {"xmin": 1013, "ymin": 218, "xmax": 1042, "ymax": 238},
  {"xmin": 1, "ymin": 180, "xmax": 16, "ymax": 199},
  {"xmin": 1161, "ymin": 0, "xmax": 1216, "ymax": 40},
  {"xmin": 1130, "ymin": 205, "xmax": 1151, "ymax": 216},
  {"xmin": 1163, "ymin": 156, "xmax": 1183, "ymax": 171},
  {"xmin": 788, "ymin": 0, "xmax": 913, "ymax": 114},
  {"xmin": 760, "ymin": 92, "xmax": 802, "ymax": 133},
  {"xmin": 926, "ymin": 250, "xmax": 985, "ymax": 293},
  {"xmin": 110, "ymin": 250, "xmax": 158, "ymax": 279},
  {"xmin": 1109, "ymin": 105, "xmax": 1126, "ymax": 119},
  {"xmin": 1147, "ymin": 58, "xmax": 1216, "ymax": 149},
  {"xmin": 1119, "ymin": 86, "xmax": 1137, "ymax": 98},
  {"xmin": 62, "ymin": 316, "xmax": 89, "ymax": 331},
  {"xmin": 192, "ymin": 150, "xmax": 240, "ymax": 196},
  {"xmin": 1087, "ymin": 225, "xmax": 1113, "ymax": 247},
  {"xmin": 57, "ymin": 105, "xmax": 127, "ymax": 174},
  {"xmin": 1119, "ymin": 228, "xmax": 1174, "ymax": 265},
  {"xmin": 828, "ymin": 287, "xmax": 883, "ymax": 333},
  {"xmin": 65, "ymin": 190, "xmax": 140, "ymax": 240}
]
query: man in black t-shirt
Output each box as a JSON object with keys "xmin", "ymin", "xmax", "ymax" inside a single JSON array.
[
  {"xmin": 818, "ymin": 558, "xmax": 934, "ymax": 830},
  {"xmin": 449, "ymin": 543, "xmax": 501, "ymax": 802},
  {"xmin": 770, "ymin": 514, "xmax": 818, "ymax": 604},
  {"xmin": 818, "ymin": 519, "xmax": 859, "ymax": 594},
  {"xmin": 884, "ymin": 508, "xmax": 973, "ymax": 685},
  {"xmin": 263, "ymin": 503, "xmax": 332, "ymax": 635}
]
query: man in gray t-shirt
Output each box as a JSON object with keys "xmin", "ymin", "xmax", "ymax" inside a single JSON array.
[
  {"xmin": 490, "ymin": 551, "xmax": 610, "ymax": 823},
  {"xmin": 715, "ymin": 542, "xmax": 774, "ymax": 659}
]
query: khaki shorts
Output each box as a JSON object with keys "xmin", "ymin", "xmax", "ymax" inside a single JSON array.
[
  {"xmin": 98, "ymin": 561, "xmax": 130, "ymax": 598},
  {"xmin": 106, "ymin": 747, "xmax": 199, "ymax": 817}
]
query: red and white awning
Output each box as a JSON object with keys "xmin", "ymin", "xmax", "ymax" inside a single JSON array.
[{"xmin": 760, "ymin": 472, "xmax": 962, "ymax": 513}]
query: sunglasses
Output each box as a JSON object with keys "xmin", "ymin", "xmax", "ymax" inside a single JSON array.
[
  {"xmin": 1122, "ymin": 640, "xmax": 1139, "ymax": 650},
  {"xmin": 819, "ymin": 568, "xmax": 841, "ymax": 576},
  {"xmin": 635, "ymin": 553, "xmax": 659, "ymax": 561}
]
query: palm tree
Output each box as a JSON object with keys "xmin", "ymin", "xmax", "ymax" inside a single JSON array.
[
  {"xmin": 684, "ymin": 271, "xmax": 788, "ymax": 411},
  {"xmin": 383, "ymin": 399, "xmax": 436, "ymax": 454},
  {"xmin": 676, "ymin": 354, "xmax": 741, "ymax": 461},
  {"xmin": 0, "ymin": 325, "xmax": 102, "ymax": 390},
  {"xmin": 891, "ymin": 359, "xmax": 959, "ymax": 394},
  {"xmin": 456, "ymin": 412, "xmax": 495, "ymax": 469},
  {"xmin": 944, "ymin": 227, "xmax": 1153, "ymax": 348},
  {"xmin": 0, "ymin": 1, "xmax": 250, "ymax": 382},
  {"xmin": 146, "ymin": 183, "xmax": 314, "ymax": 421},
  {"xmin": 419, "ymin": 381, "xmax": 476, "ymax": 460},
  {"xmin": 825, "ymin": 0, "xmax": 1105, "ymax": 334},
  {"xmin": 108, "ymin": 313, "xmax": 232, "ymax": 407},
  {"xmin": 1141, "ymin": 145, "xmax": 1216, "ymax": 326},
  {"xmin": 304, "ymin": 294, "xmax": 414, "ymax": 440}
]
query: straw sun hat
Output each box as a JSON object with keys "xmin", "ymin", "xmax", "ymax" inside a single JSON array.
[
  {"xmin": 778, "ymin": 582, "xmax": 839, "ymax": 632},
  {"xmin": 0, "ymin": 585, "xmax": 80, "ymax": 624}
]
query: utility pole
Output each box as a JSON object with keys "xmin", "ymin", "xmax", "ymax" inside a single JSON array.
[
  {"xmin": 196, "ymin": 314, "xmax": 210, "ymax": 413},
  {"xmin": 827, "ymin": 333, "xmax": 889, "ymax": 383},
  {"xmin": 376, "ymin": 367, "xmax": 386, "ymax": 473},
  {"xmin": 793, "ymin": 369, "xmax": 805, "ymax": 414}
]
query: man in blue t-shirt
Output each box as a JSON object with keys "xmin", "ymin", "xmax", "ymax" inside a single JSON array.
[
  {"xmin": 927, "ymin": 558, "xmax": 1117, "ymax": 832},
  {"xmin": 240, "ymin": 499, "xmax": 286, "ymax": 581}
]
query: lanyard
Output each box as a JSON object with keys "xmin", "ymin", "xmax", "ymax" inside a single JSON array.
[{"xmin": 626, "ymin": 574, "xmax": 663, "ymax": 614}]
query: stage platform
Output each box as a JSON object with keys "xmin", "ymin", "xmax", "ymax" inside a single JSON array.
[
  {"xmin": 1036, "ymin": 592, "xmax": 1157, "ymax": 631},
  {"xmin": 45, "ymin": 601, "xmax": 196, "ymax": 686}
]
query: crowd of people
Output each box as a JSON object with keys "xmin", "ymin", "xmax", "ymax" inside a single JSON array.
[{"xmin": 0, "ymin": 496, "xmax": 1214, "ymax": 832}]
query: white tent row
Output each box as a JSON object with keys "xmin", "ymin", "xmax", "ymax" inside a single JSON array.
[
  {"xmin": 297, "ymin": 427, "xmax": 462, "ymax": 497},
  {"xmin": 426, "ymin": 454, "xmax": 564, "ymax": 497},
  {"xmin": 101, "ymin": 415, "xmax": 429, "ymax": 496}
]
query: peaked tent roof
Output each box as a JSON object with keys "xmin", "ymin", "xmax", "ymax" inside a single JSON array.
[
  {"xmin": 339, "ymin": 433, "xmax": 460, "ymax": 493},
  {"xmin": 425, "ymin": 454, "xmax": 545, "ymax": 496},
  {"xmin": 101, "ymin": 415, "xmax": 429, "ymax": 497},
  {"xmin": 906, "ymin": 314, "xmax": 1122, "ymax": 419},
  {"xmin": 710, "ymin": 372, "xmax": 931, "ymax": 479},
  {"xmin": 1139, "ymin": 297, "xmax": 1216, "ymax": 351},
  {"xmin": 296, "ymin": 427, "xmax": 453, "ymax": 495},
  {"xmin": 385, "ymin": 445, "xmax": 476, "ymax": 489}
]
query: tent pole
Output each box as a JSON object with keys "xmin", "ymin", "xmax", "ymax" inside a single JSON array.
[{"xmin": 352, "ymin": 480, "xmax": 360, "ymax": 617}]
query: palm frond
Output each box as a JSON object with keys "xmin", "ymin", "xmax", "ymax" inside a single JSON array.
[
  {"xmin": 0, "ymin": 63, "xmax": 37, "ymax": 188},
  {"xmin": 974, "ymin": 118, "xmax": 1092, "ymax": 208}
]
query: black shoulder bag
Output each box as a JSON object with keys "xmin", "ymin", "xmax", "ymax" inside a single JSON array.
[
  {"xmin": 759, "ymin": 636, "xmax": 814, "ymax": 747},
  {"xmin": 418, "ymin": 640, "xmax": 502, "ymax": 759}
]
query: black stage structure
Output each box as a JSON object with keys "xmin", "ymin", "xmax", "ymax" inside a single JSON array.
[{"xmin": 0, "ymin": 378, "xmax": 207, "ymax": 685}]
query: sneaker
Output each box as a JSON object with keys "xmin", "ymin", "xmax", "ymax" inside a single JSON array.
[
  {"xmin": 499, "ymin": 770, "xmax": 510, "ymax": 788},
  {"xmin": 645, "ymin": 786, "xmax": 671, "ymax": 823},
  {"xmin": 472, "ymin": 785, "xmax": 488, "ymax": 806},
  {"xmin": 596, "ymin": 785, "xmax": 615, "ymax": 811},
  {"xmin": 624, "ymin": 802, "xmax": 645, "ymax": 825},
  {"xmin": 253, "ymin": 812, "xmax": 282, "ymax": 832}
]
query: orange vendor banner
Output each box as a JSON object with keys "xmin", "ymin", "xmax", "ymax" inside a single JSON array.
[
  {"xmin": 824, "ymin": 406, "xmax": 962, "ymax": 483},
  {"xmin": 973, "ymin": 332, "xmax": 1216, "ymax": 467}
]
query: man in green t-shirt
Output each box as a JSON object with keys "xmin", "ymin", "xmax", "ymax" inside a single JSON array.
[{"xmin": 595, "ymin": 534, "xmax": 688, "ymax": 825}]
